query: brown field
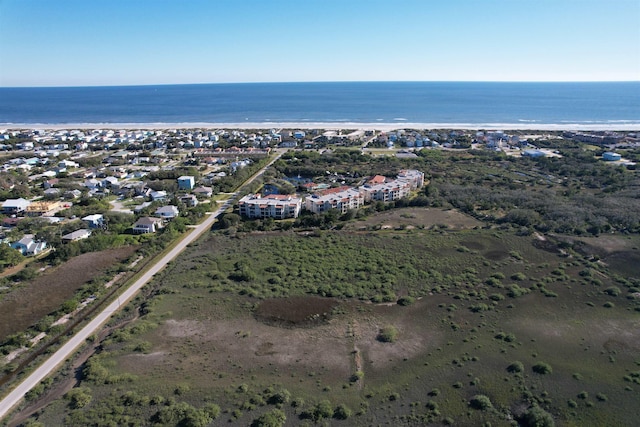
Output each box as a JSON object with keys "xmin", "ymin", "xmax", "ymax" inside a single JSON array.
[
  {"xmin": 254, "ymin": 296, "xmax": 338, "ymax": 327},
  {"xmin": 0, "ymin": 246, "xmax": 138, "ymax": 341},
  {"xmin": 343, "ymin": 206, "xmax": 483, "ymax": 230}
]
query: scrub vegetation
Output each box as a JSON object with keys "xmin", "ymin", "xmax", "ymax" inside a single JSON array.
[{"xmin": 8, "ymin": 143, "xmax": 640, "ymax": 426}]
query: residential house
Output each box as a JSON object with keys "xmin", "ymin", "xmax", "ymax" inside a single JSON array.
[
  {"xmin": 177, "ymin": 175, "xmax": 195, "ymax": 191},
  {"xmin": 238, "ymin": 194, "xmax": 302, "ymax": 219},
  {"xmin": 2, "ymin": 198, "xmax": 30, "ymax": 215},
  {"xmin": 11, "ymin": 234, "xmax": 47, "ymax": 256},
  {"xmin": 155, "ymin": 205, "xmax": 179, "ymax": 219},
  {"xmin": 82, "ymin": 214, "xmax": 105, "ymax": 229},
  {"xmin": 61, "ymin": 229, "xmax": 92, "ymax": 243},
  {"xmin": 150, "ymin": 190, "xmax": 168, "ymax": 202},
  {"xmin": 193, "ymin": 186, "xmax": 213, "ymax": 198},
  {"xmin": 132, "ymin": 216, "xmax": 163, "ymax": 234},
  {"xmin": 180, "ymin": 194, "xmax": 198, "ymax": 207}
]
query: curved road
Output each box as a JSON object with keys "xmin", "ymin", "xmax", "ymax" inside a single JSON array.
[{"xmin": 0, "ymin": 150, "xmax": 284, "ymax": 420}]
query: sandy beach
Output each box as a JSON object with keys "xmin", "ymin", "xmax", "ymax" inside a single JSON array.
[{"xmin": 3, "ymin": 122, "xmax": 640, "ymax": 132}]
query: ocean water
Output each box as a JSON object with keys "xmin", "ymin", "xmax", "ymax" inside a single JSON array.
[{"xmin": 0, "ymin": 82, "xmax": 638, "ymax": 126}]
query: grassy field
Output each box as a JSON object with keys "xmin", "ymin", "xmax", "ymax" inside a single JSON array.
[
  {"xmin": 19, "ymin": 207, "xmax": 640, "ymax": 427},
  {"xmin": 0, "ymin": 246, "xmax": 139, "ymax": 342}
]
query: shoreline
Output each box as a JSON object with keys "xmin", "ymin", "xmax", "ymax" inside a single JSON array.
[{"xmin": 2, "ymin": 122, "xmax": 640, "ymax": 132}]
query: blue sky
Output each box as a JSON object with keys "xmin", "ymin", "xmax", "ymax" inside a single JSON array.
[{"xmin": 0, "ymin": 0, "xmax": 638, "ymax": 86}]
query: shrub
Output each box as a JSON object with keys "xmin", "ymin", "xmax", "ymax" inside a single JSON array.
[
  {"xmin": 397, "ymin": 296, "xmax": 415, "ymax": 306},
  {"xmin": 532, "ymin": 362, "xmax": 552, "ymax": 375},
  {"xmin": 312, "ymin": 400, "xmax": 334, "ymax": 421},
  {"xmin": 521, "ymin": 405, "xmax": 555, "ymax": 427},
  {"xmin": 469, "ymin": 394, "xmax": 492, "ymax": 410},
  {"xmin": 377, "ymin": 325, "xmax": 399, "ymax": 343},
  {"xmin": 605, "ymin": 286, "xmax": 621, "ymax": 296},
  {"xmin": 507, "ymin": 361, "xmax": 524, "ymax": 373},
  {"xmin": 252, "ymin": 408, "xmax": 286, "ymax": 427},
  {"xmin": 333, "ymin": 403, "xmax": 352, "ymax": 419}
]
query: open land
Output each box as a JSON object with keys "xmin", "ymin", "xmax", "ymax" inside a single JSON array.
[
  {"xmin": 1, "ymin": 126, "xmax": 640, "ymax": 426},
  {"xmin": 0, "ymin": 246, "xmax": 138, "ymax": 341},
  {"xmin": 19, "ymin": 222, "xmax": 640, "ymax": 427}
]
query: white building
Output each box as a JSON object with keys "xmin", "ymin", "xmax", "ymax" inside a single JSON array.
[
  {"xmin": 304, "ymin": 187, "xmax": 364, "ymax": 214},
  {"xmin": 360, "ymin": 180, "xmax": 412, "ymax": 203},
  {"xmin": 238, "ymin": 194, "xmax": 302, "ymax": 219}
]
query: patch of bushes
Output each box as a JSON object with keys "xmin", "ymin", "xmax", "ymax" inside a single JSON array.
[
  {"xmin": 377, "ymin": 325, "xmax": 399, "ymax": 343},
  {"xmin": 507, "ymin": 361, "xmax": 524, "ymax": 373},
  {"xmin": 469, "ymin": 394, "xmax": 492, "ymax": 410},
  {"xmin": 532, "ymin": 362, "xmax": 552, "ymax": 375}
]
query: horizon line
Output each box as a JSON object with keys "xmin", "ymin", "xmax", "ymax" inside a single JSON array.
[{"xmin": 2, "ymin": 79, "xmax": 639, "ymax": 89}]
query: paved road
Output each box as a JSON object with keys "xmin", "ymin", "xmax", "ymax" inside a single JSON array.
[{"xmin": 0, "ymin": 150, "xmax": 284, "ymax": 421}]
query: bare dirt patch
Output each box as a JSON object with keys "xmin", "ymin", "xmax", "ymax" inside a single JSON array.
[
  {"xmin": 344, "ymin": 207, "xmax": 482, "ymax": 230},
  {"xmin": 254, "ymin": 296, "xmax": 338, "ymax": 327},
  {"xmin": 0, "ymin": 246, "xmax": 138, "ymax": 341}
]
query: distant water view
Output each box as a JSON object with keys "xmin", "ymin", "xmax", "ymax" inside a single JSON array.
[{"xmin": 0, "ymin": 82, "xmax": 638, "ymax": 128}]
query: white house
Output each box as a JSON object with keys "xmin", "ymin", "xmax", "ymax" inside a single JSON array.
[
  {"xmin": 2, "ymin": 198, "xmax": 30, "ymax": 214},
  {"xmin": 61, "ymin": 229, "xmax": 92, "ymax": 243},
  {"xmin": 132, "ymin": 216, "xmax": 163, "ymax": 234},
  {"xmin": 82, "ymin": 214, "xmax": 105, "ymax": 229},
  {"xmin": 11, "ymin": 234, "xmax": 47, "ymax": 256},
  {"xmin": 155, "ymin": 205, "xmax": 179, "ymax": 219}
]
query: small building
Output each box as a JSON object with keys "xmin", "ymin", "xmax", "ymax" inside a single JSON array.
[
  {"xmin": 82, "ymin": 214, "xmax": 105, "ymax": 229},
  {"xmin": 155, "ymin": 205, "xmax": 179, "ymax": 219},
  {"xmin": 177, "ymin": 175, "xmax": 195, "ymax": 191},
  {"xmin": 2, "ymin": 198, "xmax": 30, "ymax": 214},
  {"xmin": 132, "ymin": 216, "xmax": 163, "ymax": 234},
  {"xmin": 602, "ymin": 152, "xmax": 621, "ymax": 161},
  {"xmin": 61, "ymin": 229, "xmax": 92, "ymax": 243}
]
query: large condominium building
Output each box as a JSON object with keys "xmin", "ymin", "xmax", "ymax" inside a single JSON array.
[
  {"xmin": 304, "ymin": 186, "xmax": 364, "ymax": 214},
  {"xmin": 360, "ymin": 169, "xmax": 425, "ymax": 202},
  {"xmin": 397, "ymin": 169, "xmax": 425, "ymax": 189},
  {"xmin": 238, "ymin": 194, "xmax": 302, "ymax": 219}
]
